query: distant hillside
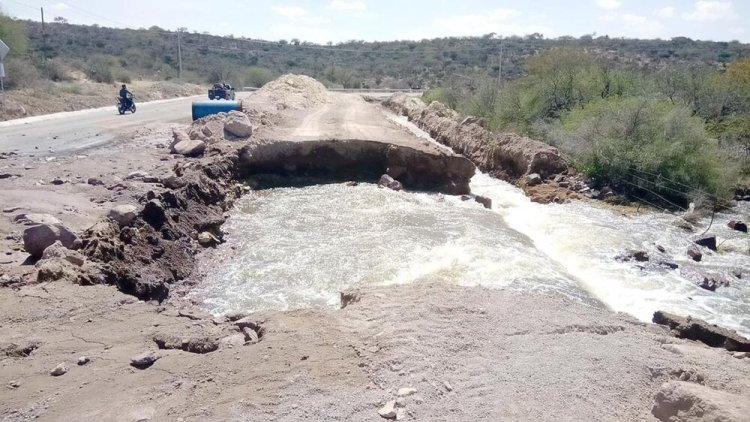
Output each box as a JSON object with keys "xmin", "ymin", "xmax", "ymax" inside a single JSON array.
[{"xmin": 13, "ymin": 19, "xmax": 750, "ymax": 89}]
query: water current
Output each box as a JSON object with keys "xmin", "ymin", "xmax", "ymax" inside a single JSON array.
[{"xmin": 195, "ymin": 174, "xmax": 750, "ymax": 337}]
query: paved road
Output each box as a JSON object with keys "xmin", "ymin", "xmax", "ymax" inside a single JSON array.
[{"xmin": 0, "ymin": 93, "xmax": 254, "ymax": 156}]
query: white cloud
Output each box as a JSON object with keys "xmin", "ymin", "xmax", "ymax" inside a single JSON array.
[
  {"xmin": 596, "ymin": 0, "xmax": 622, "ymax": 10},
  {"xmin": 406, "ymin": 8, "xmax": 551, "ymax": 40},
  {"xmin": 328, "ymin": 0, "xmax": 366, "ymax": 11},
  {"xmin": 621, "ymin": 13, "xmax": 664, "ymax": 37},
  {"xmin": 51, "ymin": 2, "xmax": 70, "ymax": 10},
  {"xmin": 682, "ymin": 1, "xmax": 736, "ymax": 21},
  {"xmin": 655, "ymin": 6, "xmax": 675, "ymax": 18}
]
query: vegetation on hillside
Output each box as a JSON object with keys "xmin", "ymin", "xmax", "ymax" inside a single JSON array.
[{"xmin": 423, "ymin": 50, "xmax": 750, "ymax": 208}]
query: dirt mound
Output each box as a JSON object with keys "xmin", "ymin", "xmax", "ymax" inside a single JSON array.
[{"xmin": 255, "ymin": 74, "xmax": 329, "ymax": 110}]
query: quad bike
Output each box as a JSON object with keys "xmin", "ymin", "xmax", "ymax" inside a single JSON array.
[
  {"xmin": 117, "ymin": 93, "xmax": 136, "ymax": 115},
  {"xmin": 208, "ymin": 83, "xmax": 235, "ymax": 100}
]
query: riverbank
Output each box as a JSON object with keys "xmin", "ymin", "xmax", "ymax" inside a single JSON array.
[{"xmin": 2, "ymin": 75, "xmax": 750, "ymax": 421}]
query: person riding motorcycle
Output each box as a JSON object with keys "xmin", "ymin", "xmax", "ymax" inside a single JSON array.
[{"xmin": 119, "ymin": 84, "xmax": 133, "ymax": 107}]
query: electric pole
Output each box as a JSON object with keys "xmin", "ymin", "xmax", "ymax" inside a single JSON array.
[
  {"xmin": 497, "ymin": 40, "xmax": 503, "ymax": 85},
  {"xmin": 177, "ymin": 28, "xmax": 183, "ymax": 79},
  {"xmin": 40, "ymin": 7, "xmax": 47, "ymax": 61}
]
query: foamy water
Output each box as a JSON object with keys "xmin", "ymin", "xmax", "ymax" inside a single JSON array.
[{"xmin": 194, "ymin": 175, "xmax": 750, "ymax": 337}]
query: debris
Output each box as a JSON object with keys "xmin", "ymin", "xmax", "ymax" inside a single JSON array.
[{"xmin": 50, "ymin": 363, "xmax": 68, "ymax": 376}]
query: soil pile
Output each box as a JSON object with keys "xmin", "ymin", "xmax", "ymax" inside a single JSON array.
[{"xmin": 254, "ymin": 74, "xmax": 329, "ymax": 110}]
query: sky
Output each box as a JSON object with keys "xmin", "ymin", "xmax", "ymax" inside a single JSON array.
[{"xmin": 1, "ymin": 0, "xmax": 748, "ymax": 43}]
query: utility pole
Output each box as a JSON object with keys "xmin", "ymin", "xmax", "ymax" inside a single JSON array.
[
  {"xmin": 177, "ymin": 28, "xmax": 183, "ymax": 79},
  {"xmin": 40, "ymin": 7, "xmax": 47, "ymax": 61},
  {"xmin": 497, "ymin": 40, "xmax": 503, "ymax": 85}
]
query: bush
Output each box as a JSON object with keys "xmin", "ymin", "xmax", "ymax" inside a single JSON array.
[
  {"xmin": 422, "ymin": 87, "xmax": 460, "ymax": 109},
  {"xmin": 3, "ymin": 58, "xmax": 40, "ymax": 89},
  {"xmin": 243, "ymin": 66, "xmax": 273, "ymax": 88},
  {"xmin": 37, "ymin": 58, "xmax": 73, "ymax": 82},
  {"xmin": 85, "ymin": 55, "xmax": 116, "ymax": 83},
  {"xmin": 552, "ymin": 96, "xmax": 737, "ymax": 205}
]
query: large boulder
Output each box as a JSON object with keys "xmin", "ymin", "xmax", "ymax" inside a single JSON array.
[
  {"xmin": 171, "ymin": 139, "xmax": 206, "ymax": 157},
  {"xmin": 378, "ymin": 174, "xmax": 403, "ymax": 191},
  {"xmin": 14, "ymin": 213, "xmax": 61, "ymax": 226},
  {"xmin": 223, "ymin": 112, "xmax": 253, "ymax": 138},
  {"xmin": 107, "ymin": 204, "xmax": 138, "ymax": 227},
  {"xmin": 23, "ymin": 224, "xmax": 78, "ymax": 258},
  {"xmin": 652, "ymin": 381, "xmax": 750, "ymax": 422},
  {"xmin": 41, "ymin": 241, "xmax": 85, "ymax": 267},
  {"xmin": 727, "ymin": 220, "xmax": 748, "ymax": 233},
  {"xmin": 653, "ymin": 311, "xmax": 750, "ymax": 351},
  {"xmin": 693, "ymin": 234, "xmax": 717, "ymax": 251}
]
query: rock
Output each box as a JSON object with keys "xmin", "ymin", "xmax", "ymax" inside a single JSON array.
[
  {"xmin": 378, "ymin": 401, "xmax": 397, "ymax": 419},
  {"xmin": 733, "ymin": 352, "xmax": 748, "ymax": 359},
  {"xmin": 224, "ymin": 311, "xmax": 249, "ymax": 322},
  {"xmin": 183, "ymin": 337, "xmax": 219, "ymax": 354},
  {"xmin": 23, "ymin": 224, "xmax": 78, "ymax": 258},
  {"xmin": 234, "ymin": 317, "xmax": 262, "ymax": 332},
  {"xmin": 527, "ymin": 173, "xmax": 542, "ymax": 186},
  {"xmin": 242, "ymin": 327, "xmax": 259, "ymax": 344},
  {"xmin": 87, "ymin": 177, "xmax": 104, "ymax": 186},
  {"xmin": 152, "ymin": 334, "xmax": 183, "ymax": 350},
  {"xmin": 680, "ymin": 266, "xmax": 729, "ymax": 291},
  {"xmin": 693, "ymin": 234, "xmax": 717, "ymax": 251},
  {"xmin": 125, "ymin": 171, "xmax": 150, "ymax": 180},
  {"xmin": 397, "ymin": 387, "xmax": 418, "ymax": 397},
  {"xmin": 656, "ymin": 260, "xmax": 679, "ymax": 270},
  {"xmin": 474, "ymin": 195, "xmax": 492, "ymax": 209},
  {"xmin": 107, "ymin": 204, "xmax": 138, "ymax": 227},
  {"xmin": 130, "ymin": 352, "xmax": 159, "ymax": 369},
  {"xmin": 50, "ymin": 363, "xmax": 68, "ymax": 376},
  {"xmin": 553, "ymin": 174, "xmax": 566, "ymax": 183},
  {"xmin": 171, "ymin": 139, "xmax": 206, "ymax": 157},
  {"xmin": 687, "ymin": 245, "xmax": 702, "ymax": 262},
  {"xmin": 3, "ymin": 206, "xmax": 21, "ymax": 213},
  {"xmin": 142, "ymin": 200, "xmax": 167, "ymax": 229},
  {"xmin": 142, "ymin": 176, "xmax": 160, "ymax": 184},
  {"xmin": 14, "ymin": 213, "xmax": 61, "ymax": 226},
  {"xmin": 77, "ymin": 356, "xmax": 90, "ymax": 366},
  {"xmin": 617, "ymin": 249, "xmax": 650, "ymax": 263},
  {"xmin": 162, "ymin": 176, "xmax": 185, "ymax": 190},
  {"xmin": 652, "ymin": 381, "xmax": 750, "ymax": 422},
  {"xmin": 727, "ymin": 220, "xmax": 748, "ymax": 233},
  {"xmin": 656, "ymin": 244, "xmax": 666, "ymax": 253},
  {"xmin": 378, "ymin": 174, "xmax": 403, "ymax": 191},
  {"xmin": 197, "ymin": 232, "xmax": 218, "ymax": 247},
  {"xmin": 50, "ymin": 178, "xmax": 65, "ymax": 185},
  {"xmin": 170, "ymin": 128, "xmax": 191, "ymax": 150},
  {"xmin": 443, "ymin": 380, "xmax": 454, "ymax": 392},
  {"xmin": 340, "ymin": 290, "xmax": 361, "ymax": 309},
  {"xmin": 653, "ymin": 311, "xmax": 750, "ymax": 351},
  {"xmin": 459, "ymin": 116, "xmax": 486, "ymax": 128},
  {"xmin": 41, "ymin": 241, "xmax": 85, "ymax": 266},
  {"xmin": 219, "ymin": 334, "xmax": 246, "ymax": 349},
  {"xmin": 224, "ymin": 112, "xmax": 253, "ymax": 138}
]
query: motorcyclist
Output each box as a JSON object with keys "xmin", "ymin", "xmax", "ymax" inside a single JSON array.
[{"xmin": 119, "ymin": 84, "xmax": 132, "ymax": 107}]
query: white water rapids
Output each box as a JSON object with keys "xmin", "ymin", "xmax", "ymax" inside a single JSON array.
[{"xmin": 194, "ymin": 174, "xmax": 750, "ymax": 337}]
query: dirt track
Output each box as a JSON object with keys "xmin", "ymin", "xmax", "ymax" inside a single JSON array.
[{"xmin": 2, "ymin": 81, "xmax": 750, "ymax": 421}]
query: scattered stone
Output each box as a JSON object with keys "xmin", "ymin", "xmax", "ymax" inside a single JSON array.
[
  {"xmin": 125, "ymin": 171, "xmax": 150, "ymax": 180},
  {"xmin": 130, "ymin": 352, "xmax": 159, "ymax": 369},
  {"xmin": 234, "ymin": 317, "xmax": 262, "ymax": 332},
  {"xmin": 162, "ymin": 176, "xmax": 185, "ymax": 190},
  {"xmin": 224, "ymin": 112, "xmax": 254, "ymax": 138},
  {"xmin": 680, "ymin": 266, "xmax": 729, "ymax": 291},
  {"xmin": 87, "ymin": 177, "xmax": 104, "ymax": 186},
  {"xmin": 474, "ymin": 195, "xmax": 492, "ymax": 209},
  {"xmin": 197, "ymin": 232, "xmax": 218, "ymax": 247},
  {"xmin": 687, "ymin": 245, "xmax": 702, "ymax": 262},
  {"xmin": 397, "ymin": 387, "xmax": 418, "ymax": 397},
  {"xmin": 23, "ymin": 223, "xmax": 78, "ymax": 258},
  {"xmin": 171, "ymin": 139, "xmax": 206, "ymax": 157},
  {"xmin": 2, "ymin": 341, "xmax": 41, "ymax": 357},
  {"xmin": 341, "ymin": 290, "xmax": 361, "ymax": 309},
  {"xmin": 617, "ymin": 249, "xmax": 650, "ymax": 263},
  {"xmin": 652, "ymin": 381, "xmax": 750, "ymax": 422},
  {"xmin": 50, "ymin": 363, "xmax": 68, "ymax": 376},
  {"xmin": 656, "ymin": 260, "xmax": 679, "ymax": 270},
  {"xmin": 219, "ymin": 334, "xmax": 246, "ymax": 349},
  {"xmin": 77, "ymin": 356, "xmax": 90, "ymax": 366},
  {"xmin": 50, "ymin": 178, "xmax": 65, "ymax": 185},
  {"xmin": 459, "ymin": 116, "xmax": 486, "ymax": 128},
  {"xmin": 656, "ymin": 245, "xmax": 666, "ymax": 253},
  {"xmin": 107, "ymin": 204, "xmax": 138, "ymax": 227},
  {"xmin": 242, "ymin": 327, "xmax": 259, "ymax": 344},
  {"xmin": 142, "ymin": 200, "xmax": 166, "ymax": 229},
  {"xmin": 727, "ymin": 220, "xmax": 748, "ymax": 233},
  {"xmin": 224, "ymin": 311, "xmax": 249, "ymax": 322},
  {"xmin": 8, "ymin": 380, "xmax": 20, "ymax": 389},
  {"xmin": 693, "ymin": 234, "xmax": 717, "ymax": 251},
  {"xmin": 345, "ymin": 181, "xmax": 359, "ymax": 187},
  {"xmin": 183, "ymin": 337, "xmax": 219, "ymax": 354},
  {"xmin": 527, "ymin": 173, "xmax": 542, "ymax": 186},
  {"xmin": 142, "ymin": 176, "xmax": 160, "ymax": 184},
  {"xmin": 14, "ymin": 213, "xmax": 61, "ymax": 226},
  {"xmin": 378, "ymin": 174, "xmax": 403, "ymax": 191},
  {"xmin": 653, "ymin": 311, "xmax": 750, "ymax": 351},
  {"xmin": 378, "ymin": 401, "xmax": 397, "ymax": 419},
  {"xmin": 443, "ymin": 380, "xmax": 454, "ymax": 392},
  {"xmin": 733, "ymin": 352, "xmax": 748, "ymax": 359},
  {"xmin": 395, "ymin": 398, "xmax": 406, "ymax": 408},
  {"xmin": 41, "ymin": 241, "xmax": 85, "ymax": 266},
  {"xmin": 3, "ymin": 206, "xmax": 21, "ymax": 213}
]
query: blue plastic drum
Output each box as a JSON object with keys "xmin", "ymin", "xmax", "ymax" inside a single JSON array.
[{"xmin": 192, "ymin": 100, "xmax": 243, "ymax": 121}]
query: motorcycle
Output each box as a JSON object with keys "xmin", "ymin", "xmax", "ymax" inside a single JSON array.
[{"xmin": 117, "ymin": 93, "xmax": 136, "ymax": 115}]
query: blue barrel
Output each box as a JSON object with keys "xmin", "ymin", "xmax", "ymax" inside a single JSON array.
[{"xmin": 191, "ymin": 100, "xmax": 243, "ymax": 121}]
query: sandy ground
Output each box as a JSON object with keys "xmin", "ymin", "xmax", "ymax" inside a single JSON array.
[{"xmin": 2, "ymin": 87, "xmax": 750, "ymax": 421}]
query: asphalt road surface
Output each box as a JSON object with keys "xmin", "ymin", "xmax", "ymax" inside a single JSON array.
[{"xmin": 0, "ymin": 93, "xmax": 255, "ymax": 156}]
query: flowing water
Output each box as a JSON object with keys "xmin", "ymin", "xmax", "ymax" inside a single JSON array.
[{"xmin": 195, "ymin": 174, "xmax": 750, "ymax": 337}]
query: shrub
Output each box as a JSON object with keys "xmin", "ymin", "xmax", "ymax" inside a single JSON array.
[
  {"xmin": 422, "ymin": 87, "xmax": 460, "ymax": 109},
  {"xmin": 85, "ymin": 55, "xmax": 116, "ymax": 83},
  {"xmin": 243, "ymin": 66, "xmax": 273, "ymax": 88},
  {"xmin": 553, "ymin": 96, "xmax": 737, "ymax": 206}
]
